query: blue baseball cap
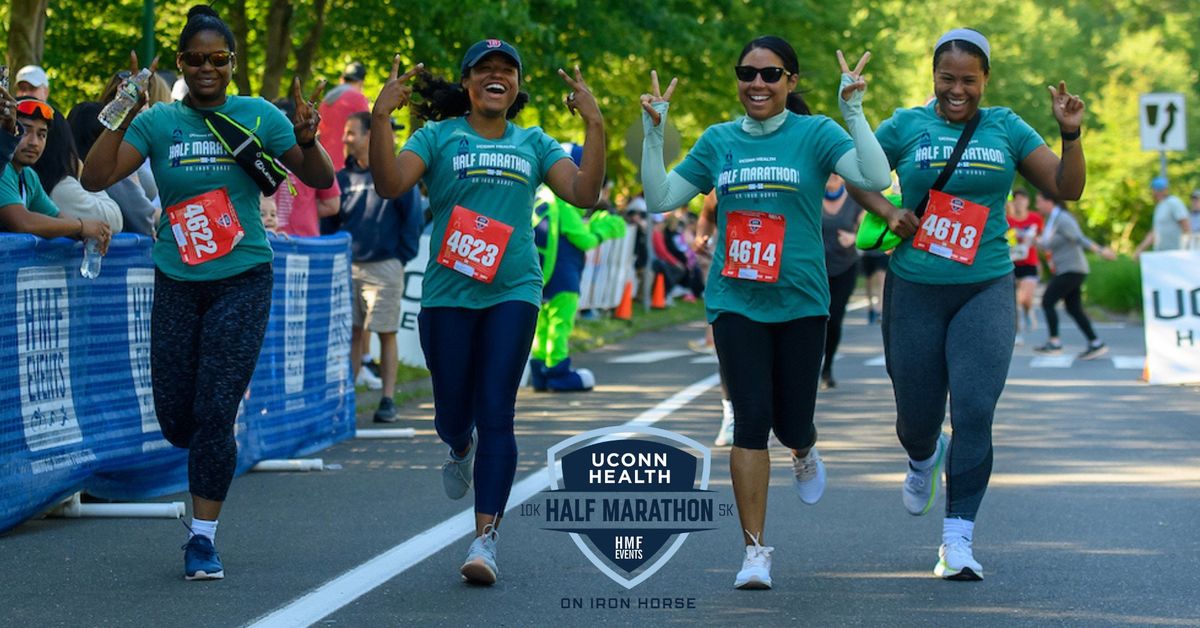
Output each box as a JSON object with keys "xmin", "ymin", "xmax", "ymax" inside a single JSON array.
[
  {"xmin": 461, "ymin": 39, "xmax": 523, "ymax": 76},
  {"xmin": 1151, "ymin": 176, "xmax": 1169, "ymax": 191}
]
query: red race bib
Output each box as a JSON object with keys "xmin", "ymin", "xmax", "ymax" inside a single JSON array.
[
  {"xmin": 912, "ymin": 190, "xmax": 989, "ymax": 265},
  {"xmin": 437, "ymin": 205, "xmax": 513, "ymax": 283},
  {"xmin": 721, "ymin": 210, "xmax": 785, "ymax": 283},
  {"xmin": 165, "ymin": 188, "xmax": 243, "ymax": 266}
]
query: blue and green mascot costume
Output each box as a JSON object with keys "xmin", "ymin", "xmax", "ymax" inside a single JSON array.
[{"xmin": 529, "ymin": 143, "xmax": 627, "ymax": 391}]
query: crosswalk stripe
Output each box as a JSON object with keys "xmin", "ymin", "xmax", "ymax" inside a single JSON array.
[
  {"xmin": 608, "ymin": 350, "xmax": 693, "ymax": 364},
  {"xmin": 1031, "ymin": 355, "xmax": 1075, "ymax": 368},
  {"xmin": 1112, "ymin": 355, "xmax": 1146, "ymax": 370}
]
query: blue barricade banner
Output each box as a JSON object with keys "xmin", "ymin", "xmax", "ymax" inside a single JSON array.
[{"xmin": 0, "ymin": 233, "xmax": 354, "ymax": 533}]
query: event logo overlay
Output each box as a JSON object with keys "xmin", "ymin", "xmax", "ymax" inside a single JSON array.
[{"xmin": 531, "ymin": 426, "xmax": 721, "ymax": 589}]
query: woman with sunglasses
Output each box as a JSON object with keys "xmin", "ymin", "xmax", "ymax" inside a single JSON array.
[
  {"xmin": 0, "ymin": 98, "xmax": 112, "ymax": 247},
  {"xmin": 81, "ymin": 4, "xmax": 334, "ymax": 581},
  {"xmin": 641, "ymin": 35, "xmax": 890, "ymax": 589},
  {"xmin": 847, "ymin": 29, "xmax": 1086, "ymax": 581},
  {"xmin": 370, "ymin": 40, "xmax": 604, "ymax": 585}
]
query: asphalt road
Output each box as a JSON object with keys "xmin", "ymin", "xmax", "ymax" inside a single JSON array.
[{"xmin": 3, "ymin": 308, "xmax": 1198, "ymax": 627}]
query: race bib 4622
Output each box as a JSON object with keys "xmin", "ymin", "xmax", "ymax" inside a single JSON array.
[{"xmin": 165, "ymin": 188, "xmax": 243, "ymax": 266}]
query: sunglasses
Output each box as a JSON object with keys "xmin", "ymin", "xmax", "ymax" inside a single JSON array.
[
  {"xmin": 15, "ymin": 99, "xmax": 54, "ymax": 120},
  {"xmin": 734, "ymin": 65, "xmax": 792, "ymax": 84},
  {"xmin": 179, "ymin": 50, "xmax": 234, "ymax": 68}
]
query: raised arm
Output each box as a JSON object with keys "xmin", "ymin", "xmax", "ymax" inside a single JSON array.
[
  {"xmin": 369, "ymin": 56, "xmax": 426, "ymax": 199},
  {"xmin": 1019, "ymin": 81, "xmax": 1086, "ymax": 202},
  {"xmin": 544, "ymin": 65, "xmax": 605, "ymax": 208},
  {"xmin": 639, "ymin": 71, "xmax": 701, "ymax": 213},
  {"xmin": 81, "ymin": 52, "xmax": 157, "ymax": 192},
  {"xmin": 831, "ymin": 50, "xmax": 891, "ymax": 191},
  {"xmin": 280, "ymin": 77, "xmax": 335, "ymax": 189}
]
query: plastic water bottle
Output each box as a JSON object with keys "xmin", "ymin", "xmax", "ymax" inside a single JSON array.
[
  {"xmin": 0, "ymin": 65, "xmax": 8, "ymax": 91},
  {"xmin": 98, "ymin": 68, "xmax": 151, "ymax": 131},
  {"xmin": 80, "ymin": 239, "xmax": 102, "ymax": 279}
]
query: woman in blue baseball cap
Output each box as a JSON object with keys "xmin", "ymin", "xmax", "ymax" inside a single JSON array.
[
  {"xmin": 848, "ymin": 28, "xmax": 1087, "ymax": 581},
  {"xmin": 369, "ymin": 40, "xmax": 605, "ymax": 585}
]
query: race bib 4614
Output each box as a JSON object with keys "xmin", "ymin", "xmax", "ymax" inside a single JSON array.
[{"xmin": 721, "ymin": 210, "xmax": 784, "ymax": 283}]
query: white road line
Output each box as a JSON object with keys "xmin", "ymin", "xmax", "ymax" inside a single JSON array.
[
  {"xmin": 607, "ymin": 350, "xmax": 692, "ymax": 364},
  {"xmin": 1112, "ymin": 355, "xmax": 1146, "ymax": 370},
  {"xmin": 1030, "ymin": 355, "xmax": 1075, "ymax": 368},
  {"xmin": 690, "ymin": 354, "xmax": 718, "ymax": 364},
  {"xmin": 246, "ymin": 373, "xmax": 721, "ymax": 628},
  {"xmin": 864, "ymin": 354, "xmax": 887, "ymax": 367}
]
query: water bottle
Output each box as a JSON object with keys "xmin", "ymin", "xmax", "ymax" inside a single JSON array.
[
  {"xmin": 98, "ymin": 68, "xmax": 151, "ymax": 131},
  {"xmin": 0, "ymin": 65, "xmax": 8, "ymax": 91},
  {"xmin": 80, "ymin": 239, "xmax": 102, "ymax": 279}
]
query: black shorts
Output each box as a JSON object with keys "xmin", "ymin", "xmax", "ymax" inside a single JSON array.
[
  {"xmin": 861, "ymin": 253, "xmax": 889, "ymax": 276},
  {"xmin": 1014, "ymin": 265, "xmax": 1039, "ymax": 280}
]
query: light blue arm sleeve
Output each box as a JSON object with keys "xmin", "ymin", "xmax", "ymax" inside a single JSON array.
[
  {"xmin": 640, "ymin": 102, "xmax": 701, "ymax": 213},
  {"xmin": 833, "ymin": 73, "xmax": 891, "ymax": 191}
]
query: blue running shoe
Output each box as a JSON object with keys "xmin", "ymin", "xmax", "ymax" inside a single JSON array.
[
  {"xmin": 183, "ymin": 535, "xmax": 224, "ymax": 580},
  {"xmin": 461, "ymin": 523, "xmax": 499, "ymax": 585}
]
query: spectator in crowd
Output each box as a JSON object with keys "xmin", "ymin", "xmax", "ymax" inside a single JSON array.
[
  {"xmin": 68, "ymin": 102, "xmax": 157, "ymax": 235},
  {"xmin": 31, "ymin": 107, "xmax": 123, "ymax": 231},
  {"xmin": 333, "ymin": 111, "xmax": 421, "ymax": 422},
  {"xmin": 624, "ymin": 193, "xmax": 651, "ymax": 300},
  {"xmin": 15, "ymin": 65, "xmax": 50, "ymax": 101},
  {"xmin": 0, "ymin": 98, "xmax": 110, "ymax": 246},
  {"xmin": 318, "ymin": 61, "xmax": 370, "ymax": 168},
  {"xmin": 1134, "ymin": 176, "xmax": 1190, "ymax": 258},
  {"xmin": 261, "ymin": 98, "xmax": 340, "ymax": 236}
]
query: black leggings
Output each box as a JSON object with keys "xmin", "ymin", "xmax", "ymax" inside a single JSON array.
[
  {"xmin": 152, "ymin": 263, "xmax": 273, "ymax": 502},
  {"xmin": 712, "ymin": 313, "xmax": 826, "ymax": 450},
  {"xmin": 1042, "ymin": 272, "xmax": 1096, "ymax": 341},
  {"xmin": 823, "ymin": 262, "xmax": 858, "ymax": 377}
]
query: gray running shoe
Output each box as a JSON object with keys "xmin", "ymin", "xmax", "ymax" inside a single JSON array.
[
  {"xmin": 903, "ymin": 433, "xmax": 948, "ymax": 515},
  {"xmin": 461, "ymin": 524, "xmax": 499, "ymax": 585},
  {"xmin": 442, "ymin": 435, "xmax": 475, "ymax": 500},
  {"xmin": 1078, "ymin": 342, "xmax": 1108, "ymax": 361}
]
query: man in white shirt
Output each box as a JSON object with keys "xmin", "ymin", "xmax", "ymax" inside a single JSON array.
[{"xmin": 1134, "ymin": 176, "xmax": 1190, "ymax": 258}]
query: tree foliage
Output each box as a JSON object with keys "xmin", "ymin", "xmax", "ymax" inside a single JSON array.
[{"xmin": 3, "ymin": 0, "xmax": 1197, "ymax": 246}]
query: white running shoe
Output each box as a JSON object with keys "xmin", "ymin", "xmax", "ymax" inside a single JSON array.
[
  {"xmin": 355, "ymin": 368, "xmax": 383, "ymax": 390},
  {"xmin": 461, "ymin": 523, "xmax": 499, "ymax": 585},
  {"xmin": 903, "ymin": 433, "xmax": 948, "ymax": 516},
  {"xmin": 714, "ymin": 401, "xmax": 735, "ymax": 447},
  {"xmin": 792, "ymin": 447, "xmax": 826, "ymax": 505},
  {"xmin": 934, "ymin": 536, "xmax": 983, "ymax": 581},
  {"xmin": 441, "ymin": 435, "xmax": 475, "ymax": 500},
  {"xmin": 733, "ymin": 532, "xmax": 773, "ymax": 589}
]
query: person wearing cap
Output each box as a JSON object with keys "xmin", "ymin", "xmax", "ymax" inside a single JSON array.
[
  {"xmin": 641, "ymin": 35, "xmax": 890, "ymax": 590},
  {"xmin": 1134, "ymin": 176, "xmax": 1190, "ymax": 257},
  {"xmin": 317, "ymin": 61, "xmax": 370, "ymax": 167},
  {"xmin": 370, "ymin": 39, "xmax": 605, "ymax": 586},
  {"xmin": 15, "ymin": 65, "xmax": 49, "ymax": 101},
  {"xmin": 0, "ymin": 98, "xmax": 111, "ymax": 247},
  {"xmin": 847, "ymin": 28, "xmax": 1087, "ymax": 581}
]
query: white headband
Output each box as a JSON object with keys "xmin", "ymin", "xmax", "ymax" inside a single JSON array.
[{"xmin": 935, "ymin": 28, "xmax": 991, "ymax": 63}]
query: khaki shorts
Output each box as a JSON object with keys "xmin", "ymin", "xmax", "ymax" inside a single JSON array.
[{"xmin": 352, "ymin": 258, "xmax": 405, "ymax": 333}]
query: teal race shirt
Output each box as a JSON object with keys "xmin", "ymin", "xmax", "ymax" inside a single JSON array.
[
  {"xmin": 0, "ymin": 165, "xmax": 58, "ymax": 217},
  {"xmin": 877, "ymin": 103, "xmax": 1044, "ymax": 285},
  {"xmin": 125, "ymin": 96, "xmax": 296, "ymax": 281},
  {"xmin": 674, "ymin": 113, "xmax": 853, "ymax": 323},
  {"xmin": 403, "ymin": 117, "xmax": 568, "ymax": 309}
]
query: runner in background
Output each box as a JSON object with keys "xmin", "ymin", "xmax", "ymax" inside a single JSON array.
[
  {"xmin": 80, "ymin": 5, "xmax": 334, "ymax": 580},
  {"xmin": 848, "ymin": 28, "xmax": 1087, "ymax": 581},
  {"xmin": 692, "ymin": 190, "xmax": 735, "ymax": 446},
  {"xmin": 1005, "ymin": 188, "xmax": 1042, "ymax": 345},
  {"xmin": 820, "ymin": 173, "xmax": 863, "ymax": 389},
  {"xmin": 641, "ymin": 36, "xmax": 890, "ymax": 589},
  {"xmin": 369, "ymin": 40, "xmax": 605, "ymax": 585}
]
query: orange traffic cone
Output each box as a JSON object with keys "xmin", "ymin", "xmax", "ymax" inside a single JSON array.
[
  {"xmin": 614, "ymin": 281, "xmax": 634, "ymax": 321},
  {"xmin": 1142, "ymin": 361, "xmax": 1150, "ymax": 383},
  {"xmin": 651, "ymin": 274, "xmax": 667, "ymax": 309}
]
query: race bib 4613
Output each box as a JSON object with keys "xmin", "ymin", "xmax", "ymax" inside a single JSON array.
[
  {"xmin": 912, "ymin": 190, "xmax": 989, "ymax": 265},
  {"xmin": 437, "ymin": 205, "xmax": 514, "ymax": 283}
]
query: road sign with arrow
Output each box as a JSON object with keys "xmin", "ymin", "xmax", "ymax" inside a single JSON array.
[{"xmin": 1139, "ymin": 93, "xmax": 1187, "ymax": 152}]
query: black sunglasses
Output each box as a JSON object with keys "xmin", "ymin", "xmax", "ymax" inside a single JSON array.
[
  {"xmin": 734, "ymin": 65, "xmax": 791, "ymax": 84},
  {"xmin": 180, "ymin": 50, "xmax": 234, "ymax": 68}
]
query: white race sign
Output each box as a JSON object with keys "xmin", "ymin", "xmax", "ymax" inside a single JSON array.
[
  {"xmin": 1139, "ymin": 93, "xmax": 1187, "ymax": 152},
  {"xmin": 1140, "ymin": 250, "xmax": 1200, "ymax": 384}
]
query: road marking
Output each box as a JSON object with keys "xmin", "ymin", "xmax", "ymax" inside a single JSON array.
[
  {"xmin": 690, "ymin": 355, "xmax": 718, "ymax": 364},
  {"xmin": 607, "ymin": 350, "xmax": 692, "ymax": 364},
  {"xmin": 1031, "ymin": 355, "xmax": 1074, "ymax": 368},
  {"xmin": 247, "ymin": 373, "xmax": 721, "ymax": 628},
  {"xmin": 1112, "ymin": 355, "xmax": 1145, "ymax": 370},
  {"xmin": 865, "ymin": 354, "xmax": 886, "ymax": 367}
]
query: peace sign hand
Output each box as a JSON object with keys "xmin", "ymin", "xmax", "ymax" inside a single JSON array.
[
  {"xmin": 121, "ymin": 50, "xmax": 160, "ymax": 126},
  {"xmin": 837, "ymin": 50, "xmax": 870, "ymax": 104},
  {"xmin": 640, "ymin": 70, "xmax": 678, "ymax": 127},
  {"xmin": 0, "ymin": 84, "xmax": 17, "ymax": 134},
  {"xmin": 558, "ymin": 65, "xmax": 602, "ymax": 124},
  {"xmin": 373, "ymin": 55, "xmax": 423, "ymax": 119},
  {"xmin": 291, "ymin": 77, "xmax": 327, "ymax": 145},
  {"xmin": 1047, "ymin": 80, "xmax": 1084, "ymax": 133}
]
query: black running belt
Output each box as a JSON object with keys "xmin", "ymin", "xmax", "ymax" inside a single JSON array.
[{"xmin": 201, "ymin": 110, "xmax": 291, "ymax": 196}]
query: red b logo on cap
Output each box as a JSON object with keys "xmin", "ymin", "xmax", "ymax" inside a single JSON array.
[{"xmin": 486, "ymin": 39, "xmax": 502, "ymax": 48}]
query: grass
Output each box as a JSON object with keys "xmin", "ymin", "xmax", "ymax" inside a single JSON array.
[{"xmin": 1084, "ymin": 254, "xmax": 1142, "ymax": 315}]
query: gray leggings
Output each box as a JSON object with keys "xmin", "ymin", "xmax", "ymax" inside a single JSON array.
[{"xmin": 882, "ymin": 272, "xmax": 1014, "ymax": 521}]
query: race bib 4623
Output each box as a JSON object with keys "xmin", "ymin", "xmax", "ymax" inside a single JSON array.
[
  {"xmin": 437, "ymin": 205, "xmax": 514, "ymax": 283},
  {"xmin": 721, "ymin": 210, "xmax": 785, "ymax": 283},
  {"xmin": 165, "ymin": 188, "xmax": 243, "ymax": 266}
]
